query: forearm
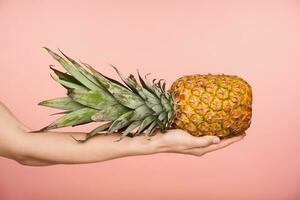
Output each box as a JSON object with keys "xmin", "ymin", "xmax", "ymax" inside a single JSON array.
[{"xmin": 18, "ymin": 131, "xmax": 164, "ymax": 166}]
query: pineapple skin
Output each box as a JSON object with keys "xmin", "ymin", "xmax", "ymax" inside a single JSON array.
[{"xmin": 170, "ymin": 74, "xmax": 252, "ymax": 138}]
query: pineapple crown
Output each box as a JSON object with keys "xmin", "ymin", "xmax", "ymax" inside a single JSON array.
[{"xmin": 35, "ymin": 47, "xmax": 174, "ymax": 141}]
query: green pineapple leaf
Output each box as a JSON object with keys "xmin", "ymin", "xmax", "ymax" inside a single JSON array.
[
  {"xmin": 37, "ymin": 48, "xmax": 174, "ymax": 141},
  {"xmin": 82, "ymin": 62, "xmax": 144, "ymax": 109},
  {"xmin": 137, "ymin": 115, "xmax": 156, "ymax": 134},
  {"xmin": 71, "ymin": 122, "xmax": 113, "ymax": 142},
  {"xmin": 91, "ymin": 104, "xmax": 130, "ymax": 121},
  {"xmin": 50, "ymin": 66, "xmax": 82, "ymax": 85},
  {"xmin": 130, "ymin": 104, "xmax": 153, "ymax": 121},
  {"xmin": 44, "ymin": 47, "xmax": 100, "ymax": 91},
  {"xmin": 38, "ymin": 107, "xmax": 98, "ymax": 131},
  {"xmin": 58, "ymin": 49, "xmax": 103, "ymax": 89},
  {"xmin": 145, "ymin": 120, "xmax": 158, "ymax": 137},
  {"xmin": 110, "ymin": 64, "xmax": 139, "ymax": 93},
  {"xmin": 67, "ymin": 89, "xmax": 116, "ymax": 110},
  {"xmin": 38, "ymin": 97, "xmax": 84, "ymax": 110},
  {"xmin": 108, "ymin": 111, "xmax": 134, "ymax": 133},
  {"xmin": 50, "ymin": 73, "xmax": 88, "ymax": 91},
  {"xmin": 82, "ymin": 62, "xmax": 128, "ymax": 88},
  {"xmin": 123, "ymin": 120, "xmax": 143, "ymax": 136}
]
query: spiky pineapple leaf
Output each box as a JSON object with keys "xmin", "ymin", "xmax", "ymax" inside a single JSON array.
[
  {"xmin": 111, "ymin": 65, "xmax": 139, "ymax": 93},
  {"xmin": 130, "ymin": 104, "xmax": 153, "ymax": 121},
  {"xmin": 140, "ymin": 88, "xmax": 161, "ymax": 110},
  {"xmin": 158, "ymin": 112, "xmax": 167, "ymax": 121},
  {"xmin": 151, "ymin": 104, "xmax": 163, "ymax": 114},
  {"xmin": 160, "ymin": 95, "xmax": 172, "ymax": 112},
  {"xmin": 123, "ymin": 120, "xmax": 143, "ymax": 136},
  {"xmin": 50, "ymin": 73, "xmax": 88, "ymax": 91},
  {"xmin": 167, "ymin": 110, "xmax": 174, "ymax": 124},
  {"xmin": 91, "ymin": 104, "xmax": 130, "ymax": 121},
  {"xmin": 39, "ymin": 107, "xmax": 98, "ymax": 131},
  {"xmin": 108, "ymin": 111, "xmax": 134, "ymax": 133},
  {"xmin": 137, "ymin": 115, "xmax": 156, "ymax": 134},
  {"xmin": 50, "ymin": 111, "xmax": 72, "ymax": 115},
  {"xmin": 82, "ymin": 62, "xmax": 128, "ymax": 88},
  {"xmin": 44, "ymin": 47, "xmax": 100, "ymax": 91},
  {"xmin": 137, "ymin": 71, "xmax": 155, "ymax": 95},
  {"xmin": 72, "ymin": 122, "xmax": 112, "ymax": 142},
  {"xmin": 67, "ymin": 89, "xmax": 116, "ymax": 110},
  {"xmin": 58, "ymin": 49, "xmax": 103, "ymax": 89},
  {"xmin": 145, "ymin": 120, "xmax": 158, "ymax": 137},
  {"xmin": 82, "ymin": 62, "xmax": 144, "ymax": 109},
  {"xmin": 50, "ymin": 66, "xmax": 82, "ymax": 85},
  {"xmin": 38, "ymin": 48, "xmax": 175, "ymax": 141},
  {"xmin": 38, "ymin": 97, "xmax": 84, "ymax": 110}
]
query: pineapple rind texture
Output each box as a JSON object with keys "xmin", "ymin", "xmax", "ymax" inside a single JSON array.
[{"xmin": 170, "ymin": 74, "xmax": 252, "ymax": 138}]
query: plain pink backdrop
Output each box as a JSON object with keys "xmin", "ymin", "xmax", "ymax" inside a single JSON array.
[{"xmin": 0, "ymin": 0, "xmax": 300, "ymax": 199}]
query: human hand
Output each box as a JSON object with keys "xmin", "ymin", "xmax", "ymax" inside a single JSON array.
[
  {"xmin": 153, "ymin": 129, "xmax": 245, "ymax": 156},
  {"xmin": 0, "ymin": 101, "xmax": 245, "ymax": 166}
]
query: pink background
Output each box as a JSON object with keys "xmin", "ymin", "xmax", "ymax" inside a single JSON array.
[{"xmin": 1, "ymin": 0, "xmax": 300, "ymax": 199}]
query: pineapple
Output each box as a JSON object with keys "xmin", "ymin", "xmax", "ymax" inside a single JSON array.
[
  {"xmin": 171, "ymin": 75, "xmax": 252, "ymax": 137},
  {"xmin": 34, "ymin": 48, "xmax": 252, "ymax": 141}
]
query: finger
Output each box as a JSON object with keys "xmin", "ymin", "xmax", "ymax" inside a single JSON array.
[
  {"xmin": 201, "ymin": 134, "xmax": 246, "ymax": 154},
  {"xmin": 189, "ymin": 135, "xmax": 221, "ymax": 148}
]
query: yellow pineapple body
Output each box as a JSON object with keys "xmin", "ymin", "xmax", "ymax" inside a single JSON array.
[{"xmin": 170, "ymin": 74, "xmax": 252, "ymax": 137}]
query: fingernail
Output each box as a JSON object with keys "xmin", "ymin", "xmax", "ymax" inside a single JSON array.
[{"xmin": 213, "ymin": 137, "xmax": 220, "ymax": 144}]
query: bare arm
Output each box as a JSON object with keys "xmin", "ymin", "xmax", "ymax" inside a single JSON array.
[{"xmin": 0, "ymin": 102, "xmax": 245, "ymax": 166}]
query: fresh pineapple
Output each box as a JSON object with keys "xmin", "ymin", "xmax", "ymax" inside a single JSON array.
[
  {"xmin": 171, "ymin": 75, "xmax": 252, "ymax": 137},
  {"xmin": 34, "ymin": 48, "xmax": 252, "ymax": 141}
]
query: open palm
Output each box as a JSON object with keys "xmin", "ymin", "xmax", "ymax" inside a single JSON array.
[{"xmin": 157, "ymin": 129, "xmax": 245, "ymax": 156}]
